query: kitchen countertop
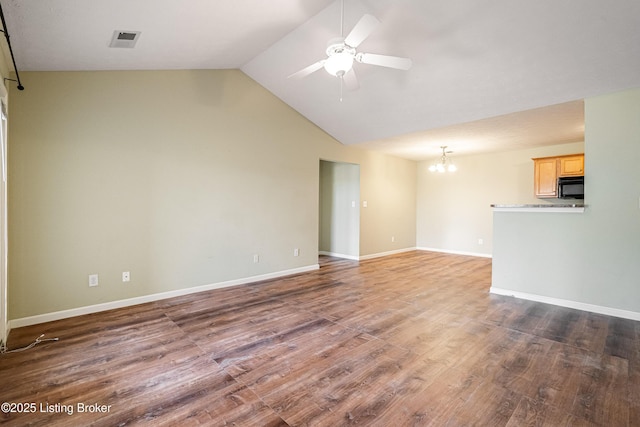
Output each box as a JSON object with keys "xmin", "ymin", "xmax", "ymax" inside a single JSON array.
[{"xmin": 491, "ymin": 203, "xmax": 585, "ymax": 213}]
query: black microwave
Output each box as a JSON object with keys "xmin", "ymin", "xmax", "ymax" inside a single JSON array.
[{"xmin": 558, "ymin": 176, "xmax": 584, "ymax": 199}]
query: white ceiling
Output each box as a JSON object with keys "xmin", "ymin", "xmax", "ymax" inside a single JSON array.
[{"xmin": 3, "ymin": 0, "xmax": 640, "ymax": 160}]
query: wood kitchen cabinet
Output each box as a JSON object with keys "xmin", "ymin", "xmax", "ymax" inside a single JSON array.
[
  {"xmin": 559, "ymin": 155, "xmax": 584, "ymax": 176},
  {"xmin": 533, "ymin": 153, "xmax": 584, "ymax": 198},
  {"xmin": 533, "ymin": 157, "xmax": 559, "ymax": 198}
]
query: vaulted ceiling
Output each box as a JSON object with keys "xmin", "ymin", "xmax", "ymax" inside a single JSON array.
[{"xmin": 3, "ymin": 0, "xmax": 640, "ymax": 160}]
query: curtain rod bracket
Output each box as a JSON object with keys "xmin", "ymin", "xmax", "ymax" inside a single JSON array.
[{"xmin": 3, "ymin": 78, "xmax": 23, "ymax": 91}]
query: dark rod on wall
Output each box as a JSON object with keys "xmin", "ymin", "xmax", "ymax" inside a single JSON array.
[{"xmin": 0, "ymin": 2, "xmax": 24, "ymax": 90}]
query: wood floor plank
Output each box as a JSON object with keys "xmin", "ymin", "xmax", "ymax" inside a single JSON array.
[
  {"xmin": 1, "ymin": 251, "xmax": 637, "ymax": 426},
  {"xmin": 605, "ymin": 317, "xmax": 638, "ymax": 360},
  {"xmin": 258, "ymin": 336, "xmax": 408, "ymax": 423},
  {"xmin": 507, "ymin": 396, "xmax": 601, "ymax": 427},
  {"xmin": 529, "ymin": 341, "xmax": 587, "ymax": 411},
  {"xmin": 571, "ymin": 352, "xmax": 629, "ymax": 425},
  {"xmin": 372, "ymin": 364, "xmax": 482, "ymax": 426},
  {"xmin": 491, "ymin": 332, "xmax": 554, "ymax": 398},
  {"xmin": 447, "ymin": 379, "xmax": 521, "ymax": 426}
]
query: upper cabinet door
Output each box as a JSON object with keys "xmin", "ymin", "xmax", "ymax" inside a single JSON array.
[
  {"xmin": 559, "ymin": 155, "xmax": 584, "ymax": 177},
  {"xmin": 533, "ymin": 157, "xmax": 558, "ymax": 198}
]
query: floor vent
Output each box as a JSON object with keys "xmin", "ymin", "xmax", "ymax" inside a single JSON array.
[{"xmin": 109, "ymin": 31, "xmax": 141, "ymax": 48}]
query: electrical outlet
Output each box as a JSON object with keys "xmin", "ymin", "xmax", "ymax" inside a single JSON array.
[
  {"xmin": 253, "ymin": 254, "xmax": 259, "ymax": 263},
  {"xmin": 122, "ymin": 271, "xmax": 130, "ymax": 282},
  {"xmin": 391, "ymin": 236, "xmax": 395, "ymax": 243},
  {"xmin": 294, "ymin": 248, "xmax": 300, "ymax": 257},
  {"xmin": 478, "ymin": 238, "xmax": 484, "ymax": 245},
  {"xmin": 89, "ymin": 274, "xmax": 99, "ymax": 287}
]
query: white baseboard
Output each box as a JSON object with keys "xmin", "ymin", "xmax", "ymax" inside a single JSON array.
[
  {"xmin": 417, "ymin": 247, "xmax": 492, "ymax": 258},
  {"xmin": 9, "ymin": 264, "xmax": 320, "ymax": 329},
  {"xmin": 490, "ymin": 287, "xmax": 640, "ymax": 321},
  {"xmin": 319, "ymin": 247, "xmax": 417, "ymax": 261},
  {"xmin": 318, "ymin": 251, "xmax": 359, "ymax": 261},
  {"xmin": 358, "ymin": 247, "xmax": 417, "ymax": 261},
  {"xmin": 322, "ymin": 247, "xmax": 484, "ymax": 261}
]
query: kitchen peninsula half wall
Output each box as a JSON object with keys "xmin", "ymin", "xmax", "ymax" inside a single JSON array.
[{"xmin": 490, "ymin": 206, "xmax": 639, "ymax": 321}]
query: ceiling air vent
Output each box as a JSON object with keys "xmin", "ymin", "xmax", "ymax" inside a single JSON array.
[{"xmin": 109, "ymin": 31, "xmax": 141, "ymax": 48}]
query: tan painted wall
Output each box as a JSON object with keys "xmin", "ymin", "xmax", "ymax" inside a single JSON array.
[{"xmin": 8, "ymin": 70, "xmax": 417, "ymax": 320}]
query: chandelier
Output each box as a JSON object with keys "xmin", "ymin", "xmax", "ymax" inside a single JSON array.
[{"xmin": 428, "ymin": 146, "xmax": 457, "ymax": 173}]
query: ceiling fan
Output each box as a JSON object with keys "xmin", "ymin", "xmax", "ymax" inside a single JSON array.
[{"xmin": 288, "ymin": 0, "xmax": 412, "ymax": 93}]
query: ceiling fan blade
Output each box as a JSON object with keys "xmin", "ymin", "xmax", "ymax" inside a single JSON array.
[
  {"xmin": 344, "ymin": 14, "xmax": 380, "ymax": 48},
  {"xmin": 356, "ymin": 53, "xmax": 412, "ymax": 70},
  {"xmin": 343, "ymin": 68, "xmax": 359, "ymax": 91},
  {"xmin": 287, "ymin": 60, "xmax": 325, "ymax": 79}
]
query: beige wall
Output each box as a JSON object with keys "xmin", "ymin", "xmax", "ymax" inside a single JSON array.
[
  {"xmin": 8, "ymin": 70, "xmax": 417, "ymax": 320},
  {"xmin": 416, "ymin": 141, "xmax": 584, "ymax": 255}
]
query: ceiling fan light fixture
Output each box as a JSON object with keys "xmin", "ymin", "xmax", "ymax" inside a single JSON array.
[
  {"xmin": 323, "ymin": 40, "xmax": 355, "ymax": 77},
  {"xmin": 323, "ymin": 51, "xmax": 353, "ymax": 76}
]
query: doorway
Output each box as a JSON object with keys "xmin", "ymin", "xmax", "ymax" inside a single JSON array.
[{"xmin": 318, "ymin": 160, "xmax": 360, "ymax": 260}]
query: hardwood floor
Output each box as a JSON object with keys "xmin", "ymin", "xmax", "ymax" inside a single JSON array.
[{"xmin": 1, "ymin": 251, "xmax": 638, "ymax": 426}]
